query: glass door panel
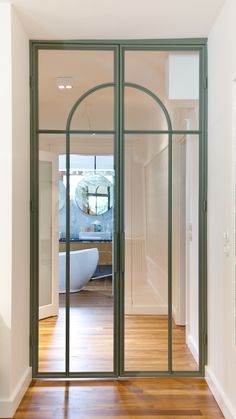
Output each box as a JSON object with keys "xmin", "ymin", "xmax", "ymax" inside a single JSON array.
[
  {"xmin": 37, "ymin": 47, "xmax": 116, "ymax": 375},
  {"xmin": 38, "ymin": 138, "xmax": 65, "ymax": 373},
  {"xmin": 172, "ymin": 134, "xmax": 199, "ymax": 371},
  {"xmin": 124, "ymin": 87, "xmax": 169, "ymax": 131},
  {"xmin": 68, "ymin": 135, "xmax": 114, "ymax": 372},
  {"xmin": 124, "ymin": 134, "xmax": 169, "ymax": 371}
]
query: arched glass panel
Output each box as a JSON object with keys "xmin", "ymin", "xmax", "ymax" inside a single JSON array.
[
  {"xmin": 70, "ymin": 86, "xmax": 114, "ymax": 131},
  {"xmin": 125, "ymin": 86, "xmax": 169, "ymax": 131}
]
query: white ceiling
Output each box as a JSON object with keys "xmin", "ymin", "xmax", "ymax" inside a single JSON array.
[{"xmin": 10, "ymin": 0, "xmax": 225, "ymax": 39}]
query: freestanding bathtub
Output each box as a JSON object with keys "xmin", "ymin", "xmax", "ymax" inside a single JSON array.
[{"xmin": 59, "ymin": 248, "xmax": 99, "ymax": 293}]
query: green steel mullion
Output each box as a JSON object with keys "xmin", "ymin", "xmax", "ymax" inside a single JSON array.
[
  {"xmin": 30, "ymin": 43, "xmax": 39, "ymax": 377},
  {"xmin": 119, "ymin": 46, "xmax": 125, "ymax": 375},
  {"xmin": 124, "ymin": 130, "xmax": 201, "ymax": 135},
  {"xmin": 198, "ymin": 47, "xmax": 203, "ymax": 374},
  {"xmin": 113, "ymin": 45, "xmax": 120, "ymax": 377},
  {"xmin": 36, "ymin": 365, "xmax": 203, "ymax": 379},
  {"xmin": 198, "ymin": 45, "xmax": 208, "ymax": 374},
  {"xmin": 31, "ymin": 38, "xmax": 207, "ymax": 47},
  {"xmin": 37, "ymin": 129, "xmax": 201, "ymax": 135},
  {"xmin": 125, "ymin": 82, "xmax": 172, "ymax": 128},
  {"xmin": 203, "ymin": 43, "xmax": 208, "ymax": 372},
  {"xmin": 36, "ymin": 372, "xmax": 117, "ymax": 379},
  {"xmin": 35, "ymin": 45, "xmax": 39, "ymax": 377},
  {"xmin": 29, "ymin": 41, "xmax": 34, "ymax": 372},
  {"xmin": 36, "ymin": 370, "xmax": 202, "ymax": 379},
  {"xmin": 34, "ymin": 371, "xmax": 202, "ymax": 379},
  {"xmin": 37, "ymin": 130, "xmax": 115, "ymax": 135},
  {"xmin": 65, "ymin": 131, "xmax": 70, "ymax": 375},
  {"xmin": 168, "ymin": 132, "xmax": 173, "ymax": 374},
  {"xmin": 199, "ymin": 46, "xmax": 204, "ymax": 375},
  {"xmin": 120, "ymin": 370, "xmax": 203, "ymax": 378},
  {"xmin": 33, "ymin": 42, "xmax": 117, "ymax": 51},
  {"xmin": 68, "ymin": 372, "xmax": 116, "ymax": 378},
  {"xmin": 121, "ymin": 46, "xmax": 203, "ymax": 53}
]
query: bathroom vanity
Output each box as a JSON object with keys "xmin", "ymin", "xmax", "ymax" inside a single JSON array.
[{"xmin": 59, "ymin": 240, "xmax": 112, "ymax": 266}]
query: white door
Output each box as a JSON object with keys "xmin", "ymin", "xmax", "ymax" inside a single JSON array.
[{"xmin": 39, "ymin": 151, "xmax": 59, "ymax": 320}]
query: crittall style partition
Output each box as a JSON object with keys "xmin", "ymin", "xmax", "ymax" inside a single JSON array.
[{"xmin": 30, "ymin": 39, "xmax": 207, "ymax": 378}]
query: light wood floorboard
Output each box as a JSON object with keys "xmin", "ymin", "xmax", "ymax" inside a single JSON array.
[{"xmin": 13, "ymin": 378, "xmax": 223, "ymax": 418}]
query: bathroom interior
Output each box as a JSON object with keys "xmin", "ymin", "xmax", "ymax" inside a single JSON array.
[{"xmin": 37, "ymin": 48, "xmax": 200, "ymax": 373}]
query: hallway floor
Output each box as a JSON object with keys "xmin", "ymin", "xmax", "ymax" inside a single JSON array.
[{"xmin": 14, "ymin": 378, "xmax": 223, "ymax": 418}]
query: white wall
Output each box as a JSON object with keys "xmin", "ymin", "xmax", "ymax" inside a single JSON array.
[
  {"xmin": 0, "ymin": 2, "xmax": 13, "ymax": 404},
  {"xmin": 0, "ymin": 4, "xmax": 31, "ymax": 418},
  {"xmin": 206, "ymin": 0, "xmax": 236, "ymax": 417}
]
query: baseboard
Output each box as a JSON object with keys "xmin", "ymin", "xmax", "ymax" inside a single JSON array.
[
  {"xmin": 172, "ymin": 305, "xmax": 177, "ymax": 323},
  {"xmin": 205, "ymin": 366, "xmax": 236, "ymax": 419},
  {"xmin": 187, "ymin": 333, "xmax": 199, "ymax": 364},
  {"xmin": 0, "ymin": 366, "xmax": 32, "ymax": 418},
  {"xmin": 129, "ymin": 304, "xmax": 168, "ymax": 315}
]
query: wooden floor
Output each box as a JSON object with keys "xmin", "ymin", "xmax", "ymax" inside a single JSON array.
[
  {"xmin": 14, "ymin": 378, "xmax": 223, "ymax": 418},
  {"xmin": 39, "ymin": 279, "xmax": 197, "ymax": 372}
]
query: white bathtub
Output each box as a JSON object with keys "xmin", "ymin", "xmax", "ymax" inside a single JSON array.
[{"xmin": 59, "ymin": 248, "xmax": 99, "ymax": 293}]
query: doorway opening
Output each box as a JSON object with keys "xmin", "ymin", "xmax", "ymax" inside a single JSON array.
[{"xmin": 30, "ymin": 40, "xmax": 207, "ymax": 378}]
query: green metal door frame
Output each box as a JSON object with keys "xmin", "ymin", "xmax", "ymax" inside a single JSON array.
[{"xmin": 30, "ymin": 38, "xmax": 208, "ymax": 379}]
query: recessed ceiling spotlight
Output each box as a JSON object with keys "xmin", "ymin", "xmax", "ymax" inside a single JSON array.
[{"xmin": 56, "ymin": 77, "xmax": 74, "ymax": 90}]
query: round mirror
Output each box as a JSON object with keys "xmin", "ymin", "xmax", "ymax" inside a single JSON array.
[
  {"xmin": 59, "ymin": 180, "xmax": 66, "ymax": 211},
  {"xmin": 75, "ymin": 174, "xmax": 113, "ymax": 216}
]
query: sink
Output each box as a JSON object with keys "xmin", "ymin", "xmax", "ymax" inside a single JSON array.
[{"xmin": 79, "ymin": 232, "xmax": 111, "ymax": 241}]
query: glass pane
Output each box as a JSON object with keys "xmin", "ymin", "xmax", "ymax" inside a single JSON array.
[
  {"xmin": 172, "ymin": 134, "xmax": 199, "ymax": 371},
  {"xmin": 39, "ymin": 161, "xmax": 52, "ymax": 307},
  {"xmin": 38, "ymin": 134, "xmax": 66, "ymax": 373},
  {"xmin": 38, "ymin": 50, "xmax": 114, "ymax": 130},
  {"xmin": 125, "ymin": 87, "xmax": 168, "ymax": 131},
  {"xmin": 70, "ymin": 87, "xmax": 114, "ymax": 131},
  {"xmin": 125, "ymin": 51, "xmax": 199, "ymax": 130},
  {"xmin": 68, "ymin": 134, "xmax": 114, "ymax": 372},
  {"xmin": 124, "ymin": 134, "xmax": 169, "ymax": 371}
]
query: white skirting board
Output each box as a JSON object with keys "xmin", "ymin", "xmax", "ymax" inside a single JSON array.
[
  {"xmin": 0, "ymin": 367, "xmax": 32, "ymax": 418},
  {"xmin": 187, "ymin": 334, "xmax": 199, "ymax": 364},
  {"xmin": 205, "ymin": 366, "xmax": 236, "ymax": 419}
]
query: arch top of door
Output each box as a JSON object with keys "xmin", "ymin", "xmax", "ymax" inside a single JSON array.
[{"xmin": 66, "ymin": 81, "xmax": 172, "ymax": 132}]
